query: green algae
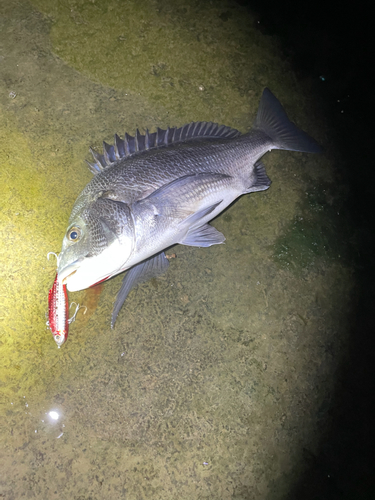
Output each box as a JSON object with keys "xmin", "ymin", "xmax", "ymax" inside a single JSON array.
[
  {"xmin": 30, "ymin": 0, "xmax": 284, "ymax": 126},
  {"xmin": 272, "ymin": 181, "xmax": 354, "ymax": 274}
]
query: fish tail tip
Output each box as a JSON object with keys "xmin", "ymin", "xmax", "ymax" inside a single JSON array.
[{"xmin": 255, "ymin": 88, "xmax": 322, "ymax": 154}]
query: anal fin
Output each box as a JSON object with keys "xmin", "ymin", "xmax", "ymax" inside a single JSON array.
[{"xmin": 245, "ymin": 161, "xmax": 271, "ymax": 193}]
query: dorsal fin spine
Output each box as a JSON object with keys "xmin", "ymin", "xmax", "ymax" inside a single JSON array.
[
  {"xmin": 114, "ymin": 134, "xmax": 122, "ymax": 159},
  {"xmin": 165, "ymin": 127, "xmax": 169, "ymax": 147},
  {"xmin": 87, "ymin": 121, "xmax": 240, "ymax": 174},
  {"xmin": 145, "ymin": 129, "xmax": 150, "ymax": 150},
  {"xmin": 103, "ymin": 141, "xmax": 110, "ymax": 166},
  {"xmin": 124, "ymin": 133, "xmax": 130, "ymax": 156}
]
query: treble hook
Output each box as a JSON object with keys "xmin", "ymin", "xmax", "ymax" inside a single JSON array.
[
  {"xmin": 47, "ymin": 252, "xmax": 60, "ymax": 266},
  {"xmin": 68, "ymin": 302, "xmax": 87, "ymax": 324}
]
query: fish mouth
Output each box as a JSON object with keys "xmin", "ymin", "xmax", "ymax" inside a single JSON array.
[
  {"xmin": 57, "ymin": 254, "xmax": 117, "ymax": 292},
  {"xmin": 58, "ymin": 258, "xmax": 83, "ymax": 285},
  {"xmin": 62, "ymin": 271, "xmax": 77, "ymax": 284},
  {"xmin": 57, "ymin": 238, "xmax": 130, "ymax": 292}
]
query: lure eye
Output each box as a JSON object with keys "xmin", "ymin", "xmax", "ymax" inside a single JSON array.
[{"xmin": 68, "ymin": 226, "xmax": 81, "ymax": 242}]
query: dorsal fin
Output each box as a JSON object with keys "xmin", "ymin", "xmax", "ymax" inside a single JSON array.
[{"xmin": 86, "ymin": 121, "xmax": 240, "ymax": 174}]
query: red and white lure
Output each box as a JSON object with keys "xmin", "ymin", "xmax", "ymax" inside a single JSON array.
[{"xmin": 47, "ymin": 252, "xmax": 84, "ymax": 348}]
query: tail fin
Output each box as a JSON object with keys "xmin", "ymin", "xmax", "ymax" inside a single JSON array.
[{"xmin": 254, "ymin": 88, "xmax": 321, "ymax": 153}]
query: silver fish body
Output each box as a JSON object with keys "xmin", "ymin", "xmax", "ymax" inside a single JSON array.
[{"xmin": 57, "ymin": 88, "xmax": 320, "ymax": 326}]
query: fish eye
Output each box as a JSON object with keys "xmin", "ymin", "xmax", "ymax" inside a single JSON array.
[{"xmin": 67, "ymin": 226, "xmax": 81, "ymax": 242}]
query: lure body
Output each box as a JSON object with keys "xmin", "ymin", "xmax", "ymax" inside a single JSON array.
[{"xmin": 48, "ymin": 273, "xmax": 69, "ymax": 347}]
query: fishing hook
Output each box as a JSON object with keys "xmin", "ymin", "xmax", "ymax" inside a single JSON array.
[{"xmin": 47, "ymin": 251, "xmax": 61, "ymax": 266}]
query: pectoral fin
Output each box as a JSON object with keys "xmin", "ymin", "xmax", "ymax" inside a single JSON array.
[
  {"xmin": 136, "ymin": 172, "xmax": 232, "ymax": 218},
  {"xmin": 111, "ymin": 252, "xmax": 169, "ymax": 328}
]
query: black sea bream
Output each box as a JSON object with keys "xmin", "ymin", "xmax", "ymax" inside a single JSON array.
[{"xmin": 57, "ymin": 89, "xmax": 320, "ymax": 326}]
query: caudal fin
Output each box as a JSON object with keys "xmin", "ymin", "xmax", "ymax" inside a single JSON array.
[{"xmin": 254, "ymin": 88, "xmax": 321, "ymax": 153}]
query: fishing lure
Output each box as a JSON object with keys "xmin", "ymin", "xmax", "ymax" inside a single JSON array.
[{"xmin": 47, "ymin": 253, "xmax": 83, "ymax": 347}]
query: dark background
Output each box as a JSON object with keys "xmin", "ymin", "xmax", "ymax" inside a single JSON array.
[{"xmin": 236, "ymin": 0, "xmax": 375, "ymax": 498}]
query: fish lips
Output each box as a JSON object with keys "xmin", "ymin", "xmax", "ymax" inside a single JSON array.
[
  {"xmin": 58, "ymin": 257, "xmax": 101, "ymax": 292},
  {"xmin": 58, "ymin": 257, "xmax": 84, "ymax": 288},
  {"xmin": 57, "ymin": 238, "xmax": 129, "ymax": 292}
]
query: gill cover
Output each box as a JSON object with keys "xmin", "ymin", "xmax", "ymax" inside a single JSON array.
[{"xmin": 58, "ymin": 195, "xmax": 135, "ymax": 291}]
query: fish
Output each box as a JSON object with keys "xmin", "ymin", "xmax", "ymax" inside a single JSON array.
[{"xmin": 57, "ymin": 88, "xmax": 321, "ymax": 327}]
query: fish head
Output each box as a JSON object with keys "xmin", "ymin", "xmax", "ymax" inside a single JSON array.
[{"xmin": 57, "ymin": 195, "xmax": 135, "ymax": 292}]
